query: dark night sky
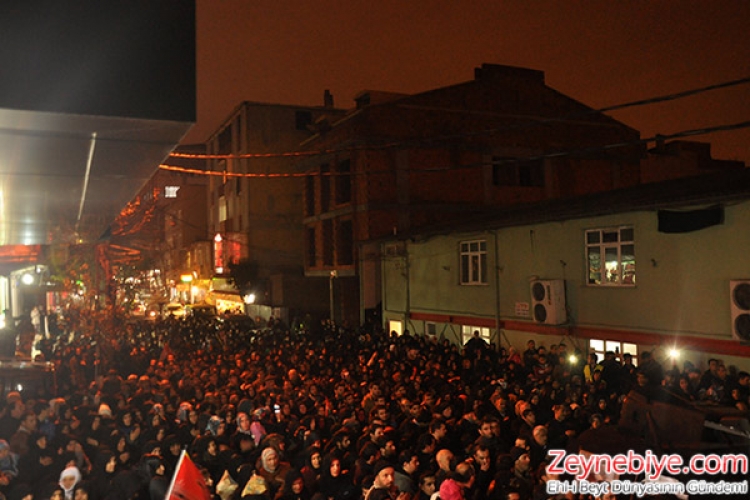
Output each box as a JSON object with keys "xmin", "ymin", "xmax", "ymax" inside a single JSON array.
[{"xmin": 184, "ymin": 0, "xmax": 750, "ymax": 164}]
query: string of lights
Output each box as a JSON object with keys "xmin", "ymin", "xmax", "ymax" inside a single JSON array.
[
  {"xmin": 166, "ymin": 75, "xmax": 750, "ymax": 162},
  {"xmin": 159, "ymin": 119, "xmax": 750, "ymax": 178}
]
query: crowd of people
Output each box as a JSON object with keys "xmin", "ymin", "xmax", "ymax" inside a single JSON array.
[{"xmin": 0, "ymin": 307, "xmax": 746, "ymax": 500}]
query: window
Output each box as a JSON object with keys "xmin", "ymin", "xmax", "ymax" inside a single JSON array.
[
  {"xmin": 491, "ymin": 156, "xmax": 544, "ymax": 187},
  {"xmin": 305, "ymin": 175, "xmax": 315, "ymax": 216},
  {"xmin": 460, "ymin": 240, "xmax": 487, "ymax": 285},
  {"xmin": 335, "ymin": 159, "xmax": 352, "ymax": 204},
  {"xmin": 295, "ymin": 110, "xmax": 312, "ymax": 130},
  {"xmin": 320, "ymin": 164, "xmax": 330, "ymax": 212},
  {"xmin": 461, "ymin": 325, "xmax": 491, "ymax": 345},
  {"xmin": 218, "ymin": 196, "xmax": 227, "ymax": 222},
  {"xmin": 426, "ymin": 322, "xmax": 437, "ymax": 336},
  {"xmin": 586, "ymin": 227, "xmax": 635, "ymax": 286},
  {"xmin": 164, "ymin": 186, "xmax": 180, "ymax": 198},
  {"xmin": 388, "ymin": 320, "xmax": 403, "ymax": 336},
  {"xmin": 337, "ymin": 220, "xmax": 353, "ymax": 265},
  {"xmin": 217, "ymin": 126, "xmax": 232, "ymax": 155},
  {"xmin": 589, "ymin": 339, "xmax": 638, "ymax": 366},
  {"xmin": 306, "ymin": 227, "xmax": 316, "ymax": 267},
  {"xmin": 322, "ymin": 220, "xmax": 333, "ymax": 266}
]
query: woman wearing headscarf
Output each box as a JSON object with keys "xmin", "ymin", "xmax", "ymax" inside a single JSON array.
[
  {"xmin": 18, "ymin": 432, "xmax": 57, "ymax": 487},
  {"xmin": 278, "ymin": 469, "xmax": 310, "ymax": 500},
  {"xmin": 249, "ymin": 409, "xmax": 268, "ymax": 447},
  {"xmin": 36, "ymin": 483, "xmax": 64, "ymax": 500},
  {"xmin": 58, "ymin": 466, "xmax": 82, "ymax": 500},
  {"xmin": 161, "ymin": 434, "xmax": 182, "ymax": 477},
  {"xmin": 6, "ymin": 482, "xmax": 33, "ymax": 500},
  {"xmin": 72, "ymin": 481, "xmax": 94, "ymax": 500},
  {"xmin": 299, "ymin": 446, "xmax": 322, "ymax": 494},
  {"xmin": 89, "ymin": 450, "xmax": 117, "ymax": 500},
  {"xmin": 317, "ymin": 454, "xmax": 355, "ymax": 500},
  {"xmin": 192, "ymin": 435, "xmax": 224, "ymax": 486},
  {"xmin": 255, "ymin": 447, "xmax": 291, "ymax": 500},
  {"xmin": 81, "ymin": 414, "xmax": 110, "ymax": 463},
  {"xmin": 108, "ymin": 431, "xmax": 134, "ymax": 470}
]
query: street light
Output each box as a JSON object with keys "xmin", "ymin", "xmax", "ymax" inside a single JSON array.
[
  {"xmin": 181, "ymin": 274, "xmax": 194, "ymax": 304},
  {"xmin": 329, "ymin": 270, "xmax": 337, "ymax": 323}
]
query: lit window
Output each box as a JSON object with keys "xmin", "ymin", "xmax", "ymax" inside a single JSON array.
[
  {"xmin": 165, "ymin": 186, "xmax": 180, "ymax": 198},
  {"xmin": 388, "ymin": 320, "xmax": 403, "ymax": 336},
  {"xmin": 460, "ymin": 240, "xmax": 487, "ymax": 285},
  {"xmin": 461, "ymin": 325, "xmax": 491, "ymax": 344},
  {"xmin": 585, "ymin": 227, "xmax": 635, "ymax": 286},
  {"xmin": 218, "ymin": 196, "xmax": 227, "ymax": 222},
  {"xmin": 589, "ymin": 339, "xmax": 638, "ymax": 366}
]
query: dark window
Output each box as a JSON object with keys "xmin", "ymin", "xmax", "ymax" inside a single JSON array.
[
  {"xmin": 335, "ymin": 159, "xmax": 352, "ymax": 204},
  {"xmin": 322, "ymin": 219, "xmax": 333, "ymax": 266},
  {"xmin": 306, "ymin": 227, "xmax": 316, "ymax": 267},
  {"xmin": 234, "ymin": 116, "xmax": 242, "ymax": 147},
  {"xmin": 320, "ymin": 163, "xmax": 330, "ymax": 212},
  {"xmin": 305, "ymin": 175, "xmax": 315, "ymax": 216},
  {"xmin": 491, "ymin": 156, "xmax": 544, "ymax": 187},
  {"xmin": 337, "ymin": 220, "xmax": 353, "ymax": 265},
  {"xmin": 295, "ymin": 111, "xmax": 312, "ymax": 131},
  {"xmin": 218, "ymin": 126, "xmax": 232, "ymax": 155}
]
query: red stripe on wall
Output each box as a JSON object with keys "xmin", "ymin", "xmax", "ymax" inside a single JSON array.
[{"xmin": 407, "ymin": 313, "xmax": 750, "ymax": 357}]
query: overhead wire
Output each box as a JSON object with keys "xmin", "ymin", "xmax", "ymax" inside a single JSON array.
[
  {"xmin": 160, "ymin": 119, "xmax": 750, "ymax": 178},
  {"xmin": 164, "ymin": 75, "xmax": 750, "ymax": 165}
]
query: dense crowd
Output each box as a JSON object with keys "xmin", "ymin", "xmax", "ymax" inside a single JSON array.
[{"xmin": 0, "ymin": 307, "xmax": 747, "ymax": 500}]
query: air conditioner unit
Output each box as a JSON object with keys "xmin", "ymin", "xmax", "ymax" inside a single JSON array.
[
  {"xmin": 530, "ymin": 279, "xmax": 567, "ymax": 325},
  {"xmin": 730, "ymin": 280, "xmax": 750, "ymax": 341}
]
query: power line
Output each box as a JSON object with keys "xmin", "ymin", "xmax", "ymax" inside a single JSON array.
[
  {"xmin": 167, "ymin": 75, "xmax": 750, "ymax": 162},
  {"xmin": 159, "ymin": 118, "xmax": 750, "ymax": 178}
]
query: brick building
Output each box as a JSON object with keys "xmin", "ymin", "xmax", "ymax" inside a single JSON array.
[{"xmin": 298, "ymin": 63, "xmax": 650, "ymax": 325}]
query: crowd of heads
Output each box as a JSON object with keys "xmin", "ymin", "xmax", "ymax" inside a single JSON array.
[{"xmin": 0, "ymin": 308, "xmax": 746, "ymax": 500}]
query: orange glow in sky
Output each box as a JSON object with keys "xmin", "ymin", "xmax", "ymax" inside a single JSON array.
[{"xmin": 187, "ymin": 0, "xmax": 750, "ymax": 164}]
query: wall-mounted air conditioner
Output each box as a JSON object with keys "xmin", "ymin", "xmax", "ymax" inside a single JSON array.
[
  {"xmin": 530, "ymin": 279, "xmax": 567, "ymax": 325},
  {"xmin": 730, "ymin": 280, "xmax": 750, "ymax": 341}
]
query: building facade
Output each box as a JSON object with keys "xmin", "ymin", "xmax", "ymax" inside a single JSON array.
[
  {"xmin": 300, "ymin": 63, "xmax": 725, "ymax": 325},
  {"xmin": 378, "ymin": 168, "xmax": 750, "ymax": 371},
  {"xmin": 204, "ymin": 98, "xmax": 346, "ymax": 319}
]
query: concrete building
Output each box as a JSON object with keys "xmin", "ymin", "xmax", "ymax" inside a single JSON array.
[
  {"xmin": 298, "ymin": 64, "xmax": 737, "ymax": 326},
  {"xmin": 204, "ymin": 98, "xmax": 346, "ymax": 319},
  {"xmin": 377, "ymin": 167, "xmax": 750, "ymax": 370}
]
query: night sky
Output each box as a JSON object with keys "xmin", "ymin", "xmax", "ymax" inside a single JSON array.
[{"xmin": 184, "ymin": 0, "xmax": 750, "ymax": 164}]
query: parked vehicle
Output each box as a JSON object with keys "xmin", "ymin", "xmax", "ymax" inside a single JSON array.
[
  {"xmin": 185, "ymin": 304, "xmax": 217, "ymax": 319},
  {"xmin": 163, "ymin": 303, "xmax": 186, "ymax": 319},
  {"xmin": 0, "ymin": 358, "xmax": 56, "ymax": 399}
]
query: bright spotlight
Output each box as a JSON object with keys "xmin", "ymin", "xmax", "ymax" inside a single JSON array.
[
  {"xmin": 669, "ymin": 348, "xmax": 680, "ymax": 360},
  {"xmin": 568, "ymin": 354, "xmax": 578, "ymax": 364},
  {"xmin": 21, "ymin": 273, "xmax": 34, "ymax": 285},
  {"xmin": 243, "ymin": 293, "xmax": 256, "ymax": 305}
]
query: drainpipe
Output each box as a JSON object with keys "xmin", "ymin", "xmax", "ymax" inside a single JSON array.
[
  {"xmin": 404, "ymin": 243, "xmax": 410, "ymax": 330},
  {"xmin": 494, "ymin": 230, "xmax": 501, "ymax": 347}
]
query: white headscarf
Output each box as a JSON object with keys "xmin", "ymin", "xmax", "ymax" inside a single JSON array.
[{"xmin": 59, "ymin": 466, "xmax": 81, "ymax": 500}]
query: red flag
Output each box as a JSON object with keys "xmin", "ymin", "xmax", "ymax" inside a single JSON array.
[{"xmin": 165, "ymin": 450, "xmax": 212, "ymax": 500}]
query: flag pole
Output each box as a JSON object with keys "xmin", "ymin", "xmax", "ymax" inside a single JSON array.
[{"xmin": 164, "ymin": 449, "xmax": 186, "ymax": 499}]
